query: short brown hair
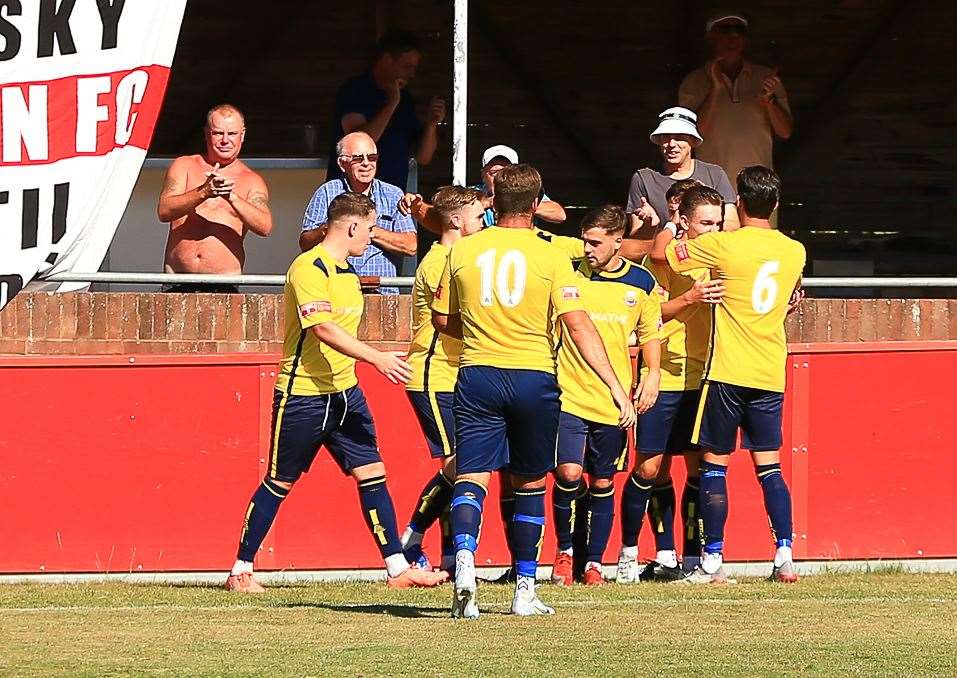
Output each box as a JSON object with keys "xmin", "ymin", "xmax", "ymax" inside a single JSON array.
[
  {"xmin": 678, "ymin": 185, "xmax": 723, "ymax": 221},
  {"xmin": 431, "ymin": 185, "xmax": 484, "ymax": 220},
  {"xmin": 328, "ymin": 192, "xmax": 375, "ymax": 224},
  {"xmin": 666, "ymin": 178, "xmax": 702, "ymax": 203},
  {"xmin": 205, "ymin": 103, "xmax": 245, "ymax": 128},
  {"xmin": 580, "ymin": 204, "xmax": 627, "ymax": 236},
  {"xmin": 492, "ymin": 163, "xmax": 542, "ymax": 217}
]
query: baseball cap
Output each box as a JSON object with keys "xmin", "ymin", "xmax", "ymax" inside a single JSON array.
[
  {"xmin": 706, "ymin": 12, "xmax": 748, "ymax": 32},
  {"xmin": 481, "ymin": 144, "xmax": 519, "ymax": 168},
  {"xmin": 649, "ymin": 107, "xmax": 703, "ymax": 146}
]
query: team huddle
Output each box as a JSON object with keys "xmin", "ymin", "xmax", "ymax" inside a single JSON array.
[{"xmin": 224, "ymin": 160, "xmax": 806, "ymax": 618}]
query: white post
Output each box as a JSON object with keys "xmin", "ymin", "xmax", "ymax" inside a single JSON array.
[{"xmin": 452, "ymin": 0, "xmax": 468, "ymax": 186}]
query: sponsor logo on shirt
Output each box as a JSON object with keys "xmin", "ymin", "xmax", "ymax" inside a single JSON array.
[
  {"xmin": 299, "ymin": 300, "xmax": 331, "ymax": 318},
  {"xmin": 561, "ymin": 286, "xmax": 580, "ymax": 300},
  {"xmin": 675, "ymin": 242, "xmax": 690, "ymax": 261}
]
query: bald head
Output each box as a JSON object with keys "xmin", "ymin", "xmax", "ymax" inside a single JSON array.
[
  {"xmin": 336, "ymin": 132, "xmax": 378, "ymax": 188},
  {"xmin": 205, "ymin": 103, "xmax": 245, "ymax": 129},
  {"xmin": 336, "ymin": 132, "xmax": 377, "ymax": 157}
]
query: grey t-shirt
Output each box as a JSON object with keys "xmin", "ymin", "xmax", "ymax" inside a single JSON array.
[{"xmin": 625, "ymin": 160, "xmax": 736, "ymax": 226}]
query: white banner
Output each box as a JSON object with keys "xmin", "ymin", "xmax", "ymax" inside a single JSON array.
[{"xmin": 0, "ymin": 0, "xmax": 187, "ymax": 310}]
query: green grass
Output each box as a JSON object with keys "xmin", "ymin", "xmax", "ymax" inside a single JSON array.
[{"xmin": 1, "ymin": 573, "xmax": 955, "ymax": 676}]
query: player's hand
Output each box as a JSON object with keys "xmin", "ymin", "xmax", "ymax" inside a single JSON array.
[
  {"xmin": 427, "ymin": 96, "xmax": 447, "ymax": 125},
  {"xmin": 633, "ymin": 370, "xmax": 660, "ymax": 415},
  {"xmin": 372, "ymin": 350, "xmax": 412, "ymax": 385},
  {"xmin": 686, "ymin": 279, "xmax": 726, "ymax": 305},
  {"xmin": 635, "ymin": 197, "xmax": 660, "ymax": 228},
  {"xmin": 399, "ymin": 192, "xmax": 423, "ymax": 215},
  {"xmin": 613, "ymin": 387, "xmax": 637, "ymax": 429},
  {"xmin": 787, "ymin": 287, "xmax": 805, "ymax": 314}
]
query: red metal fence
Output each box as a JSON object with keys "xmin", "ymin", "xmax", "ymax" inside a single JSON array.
[{"xmin": 1, "ymin": 341, "xmax": 954, "ymax": 574}]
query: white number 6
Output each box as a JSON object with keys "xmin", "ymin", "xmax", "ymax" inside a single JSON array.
[{"xmin": 751, "ymin": 261, "xmax": 779, "ymax": 314}]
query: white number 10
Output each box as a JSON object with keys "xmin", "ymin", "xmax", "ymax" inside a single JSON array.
[
  {"xmin": 751, "ymin": 261, "xmax": 780, "ymax": 314},
  {"xmin": 476, "ymin": 249, "xmax": 527, "ymax": 307}
]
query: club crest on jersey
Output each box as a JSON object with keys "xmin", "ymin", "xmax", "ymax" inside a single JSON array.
[
  {"xmin": 624, "ymin": 290, "xmax": 638, "ymax": 307},
  {"xmin": 299, "ymin": 301, "xmax": 331, "ymax": 318},
  {"xmin": 562, "ymin": 286, "xmax": 580, "ymax": 300},
  {"xmin": 675, "ymin": 242, "xmax": 690, "ymax": 261}
]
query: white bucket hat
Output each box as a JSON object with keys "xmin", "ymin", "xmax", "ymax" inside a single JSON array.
[
  {"xmin": 649, "ymin": 107, "xmax": 703, "ymax": 146},
  {"xmin": 481, "ymin": 144, "xmax": 519, "ymax": 168}
]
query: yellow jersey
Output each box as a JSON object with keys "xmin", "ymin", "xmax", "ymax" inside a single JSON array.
[
  {"xmin": 666, "ymin": 227, "xmax": 806, "ymax": 392},
  {"xmin": 432, "ymin": 226, "xmax": 585, "ymax": 373},
  {"xmin": 406, "ymin": 243, "xmax": 461, "ymax": 392},
  {"xmin": 274, "ymin": 245, "xmax": 364, "ymax": 396},
  {"xmin": 534, "ymin": 227, "xmax": 586, "ymax": 262},
  {"xmin": 642, "ymin": 257, "xmax": 712, "ymax": 392},
  {"xmin": 558, "ymin": 258, "xmax": 662, "ymax": 425}
]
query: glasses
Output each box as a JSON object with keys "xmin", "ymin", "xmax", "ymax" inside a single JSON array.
[
  {"xmin": 341, "ymin": 153, "xmax": 379, "ymax": 164},
  {"xmin": 714, "ymin": 24, "xmax": 747, "ymax": 35}
]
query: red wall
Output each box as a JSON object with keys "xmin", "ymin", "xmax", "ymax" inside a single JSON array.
[{"xmin": 1, "ymin": 342, "xmax": 954, "ymax": 574}]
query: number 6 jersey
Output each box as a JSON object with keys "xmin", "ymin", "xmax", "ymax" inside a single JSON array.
[
  {"xmin": 432, "ymin": 227, "xmax": 584, "ymax": 373},
  {"xmin": 665, "ymin": 228, "xmax": 805, "ymax": 392}
]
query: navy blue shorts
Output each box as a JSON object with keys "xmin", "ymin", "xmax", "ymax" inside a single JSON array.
[
  {"xmin": 268, "ymin": 386, "xmax": 381, "ymax": 482},
  {"xmin": 693, "ymin": 381, "xmax": 784, "ymax": 453},
  {"xmin": 407, "ymin": 390, "xmax": 455, "ymax": 458},
  {"xmin": 637, "ymin": 390, "xmax": 701, "ymax": 454},
  {"xmin": 556, "ymin": 411, "xmax": 628, "ymax": 478},
  {"xmin": 453, "ymin": 366, "xmax": 560, "ymax": 477}
]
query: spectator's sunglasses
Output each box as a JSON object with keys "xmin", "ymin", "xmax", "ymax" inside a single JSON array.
[
  {"xmin": 341, "ymin": 153, "xmax": 379, "ymax": 164},
  {"xmin": 714, "ymin": 24, "xmax": 747, "ymax": 35}
]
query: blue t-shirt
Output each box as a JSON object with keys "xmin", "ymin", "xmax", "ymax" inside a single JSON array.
[{"xmin": 327, "ymin": 72, "xmax": 423, "ymax": 191}]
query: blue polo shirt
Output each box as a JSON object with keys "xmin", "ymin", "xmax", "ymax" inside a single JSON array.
[{"xmin": 327, "ymin": 72, "xmax": 423, "ymax": 191}]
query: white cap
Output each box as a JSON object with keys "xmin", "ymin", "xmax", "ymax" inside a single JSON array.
[
  {"xmin": 706, "ymin": 12, "xmax": 748, "ymax": 32},
  {"xmin": 650, "ymin": 107, "xmax": 703, "ymax": 146},
  {"xmin": 481, "ymin": 144, "xmax": 519, "ymax": 168}
]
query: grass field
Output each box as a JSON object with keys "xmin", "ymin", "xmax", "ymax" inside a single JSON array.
[{"xmin": 1, "ymin": 572, "xmax": 955, "ymax": 676}]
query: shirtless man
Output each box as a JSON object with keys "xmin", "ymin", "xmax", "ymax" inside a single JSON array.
[{"xmin": 157, "ymin": 104, "xmax": 273, "ymax": 293}]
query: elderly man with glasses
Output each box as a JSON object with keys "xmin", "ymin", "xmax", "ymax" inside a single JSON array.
[
  {"xmin": 300, "ymin": 131, "xmax": 417, "ymax": 294},
  {"xmin": 678, "ymin": 11, "xmax": 793, "ymax": 188}
]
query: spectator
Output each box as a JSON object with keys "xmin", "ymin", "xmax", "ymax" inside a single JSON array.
[
  {"xmin": 625, "ymin": 107, "xmax": 738, "ymax": 240},
  {"xmin": 678, "ymin": 11, "xmax": 793, "ymax": 187},
  {"xmin": 327, "ymin": 29, "xmax": 445, "ymax": 191},
  {"xmin": 301, "ymin": 132, "xmax": 416, "ymax": 295},
  {"xmin": 157, "ymin": 103, "xmax": 272, "ymax": 293},
  {"xmin": 401, "ymin": 144, "xmax": 567, "ymax": 234}
]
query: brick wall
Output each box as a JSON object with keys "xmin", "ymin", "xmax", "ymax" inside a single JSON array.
[{"xmin": 0, "ymin": 292, "xmax": 955, "ymax": 355}]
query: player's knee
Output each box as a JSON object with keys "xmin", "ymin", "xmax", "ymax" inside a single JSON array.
[
  {"xmin": 351, "ymin": 461, "xmax": 387, "ymax": 483},
  {"xmin": 270, "ymin": 479, "xmax": 293, "ymax": 492},
  {"xmin": 510, "ymin": 473, "xmax": 546, "ymax": 491},
  {"xmin": 590, "ymin": 477, "xmax": 614, "ymax": 490},
  {"xmin": 441, "ymin": 455, "xmax": 456, "ymax": 481},
  {"xmin": 636, "ymin": 454, "xmax": 663, "ymax": 481},
  {"xmin": 554, "ymin": 464, "xmax": 583, "ymax": 485}
]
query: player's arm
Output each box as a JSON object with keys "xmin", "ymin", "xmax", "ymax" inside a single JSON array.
[
  {"xmin": 430, "ymin": 257, "xmax": 463, "ymax": 339},
  {"xmin": 399, "ymin": 194, "xmax": 445, "ymax": 235},
  {"xmin": 535, "ymin": 199, "xmax": 566, "ymax": 224},
  {"xmin": 664, "ymin": 232, "xmax": 724, "ymax": 273},
  {"xmin": 560, "ymin": 310, "xmax": 636, "ymax": 429},
  {"xmin": 633, "ymin": 290, "xmax": 662, "ymax": 414},
  {"xmin": 311, "ymin": 322, "xmax": 411, "ymax": 384},
  {"xmin": 620, "ymin": 237, "xmax": 653, "ymax": 261},
  {"xmin": 788, "ymin": 277, "xmax": 805, "ymax": 315},
  {"xmin": 225, "ymin": 173, "xmax": 273, "ymax": 237},
  {"xmin": 156, "ymin": 157, "xmax": 215, "ymax": 223},
  {"xmin": 660, "ymin": 277, "xmax": 725, "ymax": 321}
]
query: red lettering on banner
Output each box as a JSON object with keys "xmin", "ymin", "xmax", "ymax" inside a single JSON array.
[{"xmin": 0, "ymin": 65, "xmax": 170, "ymax": 166}]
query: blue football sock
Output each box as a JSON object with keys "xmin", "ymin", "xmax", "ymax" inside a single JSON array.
[
  {"xmin": 586, "ymin": 486, "xmax": 615, "ymax": 564},
  {"xmin": 700, "ymin": 461, "xmax": 729, "ymax": 555},
  {"xmin": 499, "ymin": 494, "xmax": 516, "ymax": 560},
  {"xmin": 620, "ymin": 472, "xmax": 654, "ymax": 548},
  {"xmin": 756, "ymin": 463, "xmax": 794, "ymax": 549},
  {"xmin": 408, "ymin": 472, "xmax": 454, "ymax": 534},
  {"xmin": 357, "ymin": 476, "xmax": 403, "ymax": 559},
  {"xmin": 439, "ymin": 506, "xmax": 454, "ymax": 561},
  {"xmin": 681, "ymin": 477, "xmax": 702, "ymax": 559},
  {"xmin": 512, "ymin": 487, "xmax": 547, "ymax": 579},
  {"xmin": 647, "ymin": 480, "xmax": 676, "ymax": 552},
  {"xmin": 237, "ymin": 478, "xmax": 289, "ymax": 562},
  {"xmin": 552, "ymin": 479, "xmax": 581, "ymax": 552},
  {"xmin": 451, "ymin": 480, "xmax": 487, "ymax": 553}
]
